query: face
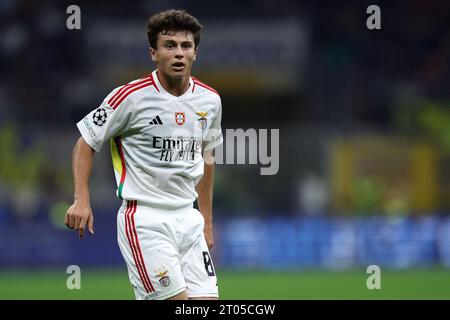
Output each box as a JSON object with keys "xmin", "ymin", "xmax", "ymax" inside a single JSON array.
[{"xmin": 150, "ymin": 30, "xmax": 197, "ymax": 80}]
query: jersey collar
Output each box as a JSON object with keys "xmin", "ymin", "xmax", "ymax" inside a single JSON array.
[{"xmin": 151, "ymin": 69, "xmax": 193, "ymax": 99}]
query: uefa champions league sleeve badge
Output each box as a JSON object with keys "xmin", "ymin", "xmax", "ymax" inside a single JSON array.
[{"xmin": 92, "ymin": 108, "xmax": 108, "ymax": 126}]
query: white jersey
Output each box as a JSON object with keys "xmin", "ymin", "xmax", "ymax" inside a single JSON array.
[{"xmin": 77, "ymin": 69, "xmax": 223, "ymax": 209}]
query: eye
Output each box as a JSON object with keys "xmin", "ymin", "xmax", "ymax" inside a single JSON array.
[
  {"xmin": 165, "ymin": 43, "xmax": 174, "ymax": 49},
  {"xmin": 182, "ymin": 43, "xmax": 192, "ymax": 49}
]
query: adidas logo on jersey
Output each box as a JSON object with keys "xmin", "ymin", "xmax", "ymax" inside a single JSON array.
[{"xmin": 149, "ymin": 115, "xmax": 163, "ymax": 125}]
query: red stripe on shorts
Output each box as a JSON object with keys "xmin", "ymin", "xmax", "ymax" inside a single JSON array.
[
  {"xmin": 124, "ymin": 200, "xmax": 153, "ymax": 293},
  {"xmin": 129, "ymin": 200, "xmax": 155, "ymax": 292}
]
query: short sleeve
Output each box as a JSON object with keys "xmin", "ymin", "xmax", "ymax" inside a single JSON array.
[
  {"xmin": 76, "ymin": 88, "xmax": 132, "ymax": 153},
  {"xmin": 203, "ymin": 96, "xmax": 223, "ymax": 152}
]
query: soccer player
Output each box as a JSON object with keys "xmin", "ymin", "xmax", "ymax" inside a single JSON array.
[{"xmin": 64, "ymin": 9, "xmax": 222, "ymax": 300}]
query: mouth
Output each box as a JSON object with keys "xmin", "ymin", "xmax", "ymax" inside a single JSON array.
[{"xmin": 172, "ymin": 62, "xmax": 185, "ymax": 71}]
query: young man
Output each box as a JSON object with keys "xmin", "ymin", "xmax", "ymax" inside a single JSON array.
[{"xmin": 64, "ymin": 9, "xmax": 222, "ymax": 300}]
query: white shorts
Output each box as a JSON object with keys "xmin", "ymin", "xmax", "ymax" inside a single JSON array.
[{"xmin": 116, "ymin": 200, "xmax": 219, "ymax": 300}]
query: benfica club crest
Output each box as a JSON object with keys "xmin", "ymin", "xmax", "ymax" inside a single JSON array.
[
  {"xmin": 156, "ymin": 269, "xmax": 171, "ymax": 287},
  {"xmin": 175, "ymin": 112, "xmax": 185, "ymax": 125},
  {"xmin": 196, "ymin": 111, "xmax": 208, "ymax": 129}
]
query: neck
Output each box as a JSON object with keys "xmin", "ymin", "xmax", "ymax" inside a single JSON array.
[{"xmin": 156, "ymin": 70, "xmax": 190, "ymax": 97}]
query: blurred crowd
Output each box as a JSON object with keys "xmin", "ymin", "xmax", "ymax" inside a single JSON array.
[{"xmin": 0, "ymin": 0, "xmax": 449, "ymax": 222}]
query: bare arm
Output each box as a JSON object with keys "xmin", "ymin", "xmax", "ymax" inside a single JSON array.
[
  {"xmin": 64, "ymin": 137, "xmax": 95, "ymax": 239},
  {"xmin": 195, "ymin": 150, "xmax": 216, "ymax": 250}
]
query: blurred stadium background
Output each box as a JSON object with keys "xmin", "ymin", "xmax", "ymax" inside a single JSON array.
[{"xmin": 0, "ymin": 0, "xmax": 449, "ymax": 299}]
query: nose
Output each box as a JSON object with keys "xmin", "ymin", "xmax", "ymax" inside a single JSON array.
[{"xmin": 175, "ymin": 45, "xmax": 183, "ymax": 58}]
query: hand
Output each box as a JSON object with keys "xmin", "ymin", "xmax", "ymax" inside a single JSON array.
[
  {"xmin": 64, "ymin": 200, "xmax": 94, "ymax": 239},
  {"xmin": 203, "ymin": 223, "xmax": 214, "ymax": 250}
]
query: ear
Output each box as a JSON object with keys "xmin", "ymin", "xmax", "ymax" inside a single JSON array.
[
  {"xmin": 193, "ymin": 47, "xmax": 198, "ymax": 62},
  {"xmin": 149, "ymin": 47, "xmax": 157, "ymax": 62}
]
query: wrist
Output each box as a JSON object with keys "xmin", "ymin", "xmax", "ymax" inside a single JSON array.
[
  {"xmin": 74, "ymin": 194, "xmax": 90, "ymax": 205},
  {"xmin": 204, "ymin": 221, "xmax": 213, "ymax": 228}
]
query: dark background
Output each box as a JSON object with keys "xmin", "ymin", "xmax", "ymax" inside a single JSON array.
[{"xmin": 0, "ymin": 0, "xmax": 449, "ymax": 271}]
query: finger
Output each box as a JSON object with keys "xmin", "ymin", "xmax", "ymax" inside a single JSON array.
[
  {"xmin": 87, "ymin": 215, "xmax": 94, "ymax": 234},
  {"xmin": 78, "ymin": 218, "xmax": 87, "ymax": 239},
  {"xmin": 73, "ymin": 216, "xmax": 81, "ymax": 230},
  {"xmin": 64, "ymin": 214, "xmax": 70, "ymax": 228},
  {"xmin": 69, "ymin": 214, "xmax": 76, "ymax": 229}
]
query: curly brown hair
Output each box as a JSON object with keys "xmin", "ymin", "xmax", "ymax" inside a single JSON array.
[{"xmin": 146, "ymin": 9, "xmax": 203, "ymax": 49}]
